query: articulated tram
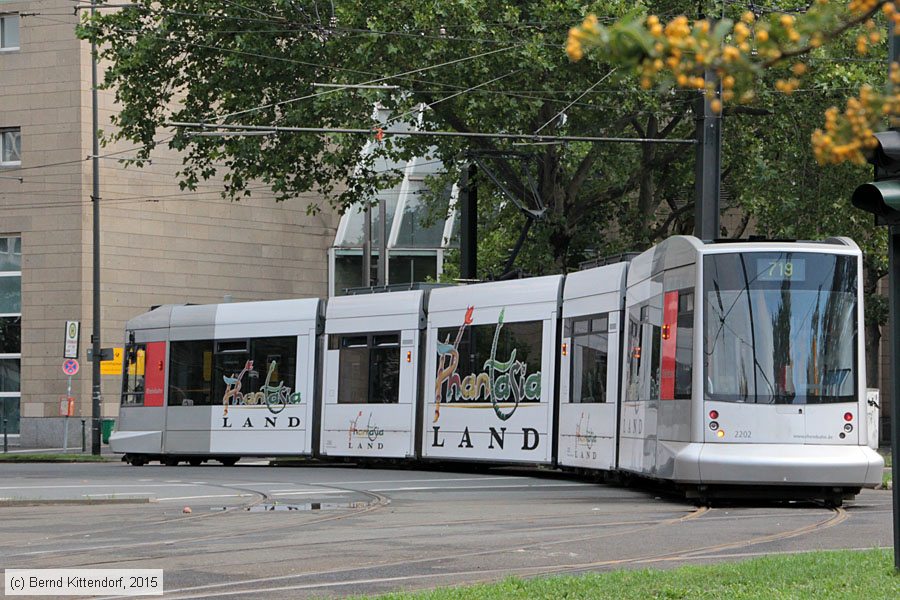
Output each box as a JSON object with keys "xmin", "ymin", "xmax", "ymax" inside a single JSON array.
[{"xmin": 110, "ymin": 236, "xmax": 884, "ymax": 502}]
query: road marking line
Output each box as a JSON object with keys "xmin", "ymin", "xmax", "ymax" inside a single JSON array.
[
  {"xmin": 368, "ymin": 483, "xmax": 591, "ymax": 492},
  {"xmin": 0, "ymin": 484, "xmax": 197, "ymax": 490},
  {"xmin": 270, "ymin": 490, "xmax": 352, "ymax": 497},
  {"xmin": 156, "ymin": 494, "xmax": 254, "ymax": 501}
]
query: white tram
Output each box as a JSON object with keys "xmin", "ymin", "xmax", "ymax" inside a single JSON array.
[{"xmin": 110, "ymin": 236, "xmax": 884, "ymax": 501}]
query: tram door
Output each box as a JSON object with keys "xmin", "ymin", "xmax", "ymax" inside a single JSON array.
[
  {"xmin": 319, "ymin": 290, "xmax": 423, "ymax": 459},
  {"xmin": 618, "ymin": 294, "xmax": 662, "ymax": 476},
  {"xmin": 558, "ymin": 263, "xmax": 626, "ymax": 471}
]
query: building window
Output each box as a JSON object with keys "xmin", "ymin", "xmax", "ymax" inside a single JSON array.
[
  {"xmin": 0, "ymin": 235, "xmax": 21, "ymax": 435},
  {"xmin": 1, "ymin": 128, "xmax": 21, "ymax": 166},
  {"xmin": 0, "ymin": 14, "xmax": 19, "ymax": 51}
]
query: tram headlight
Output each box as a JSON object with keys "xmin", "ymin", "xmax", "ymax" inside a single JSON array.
[
  {"xmin": 716, "ymin": 430, "xmax": 725, "ymax": 438},
  {"xmin": 844, "ymin": 423, "xmax": 853, "ymax": 433},
  {"xmin": 709, "ymin": 421, "xmax": 719, "ymax": 431}
]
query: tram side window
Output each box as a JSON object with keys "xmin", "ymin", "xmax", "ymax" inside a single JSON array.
[
  {"xmin": 625, "ymin": 312, "xmax": 641, "ymax": 402},
  {"xmin": 211, "ymin": 336, "xmax": 299, "ymax": 405},
  {"xmin": 436, "ymin": 320, "xmax": 543, "ymax": 404},
  {"xmin": 168, "ymin": 340, "xmax": 214, "ymax": 406},
  {"xmin": 121, "ymin": 344, "xmax": 146, "ymax": 406},
  {"xmin": 569, "ymin": 315, "xmax": 609, "ymax": 403},
  {"xmin": 647, "ymin": 302, "xmax": 662, "ymax": 400},
  {"xmin": 625, "ymin": 302, "xmax": 661, "ymax": 402},
  {"xmin": 334, "ymin": 333, "xmax": 401, "ymax": 404}
]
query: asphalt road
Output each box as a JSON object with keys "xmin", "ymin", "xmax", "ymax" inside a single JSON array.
[{"xmin": 0, "ymin": 461, "xmax": 893, "ymax": 599}]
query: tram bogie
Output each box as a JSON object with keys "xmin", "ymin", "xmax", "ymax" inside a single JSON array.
[{"xmin": 110, "ymin": 236, "xmax": 884, "ymax": 502}]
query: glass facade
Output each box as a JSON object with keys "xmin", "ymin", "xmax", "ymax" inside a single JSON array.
[
  {"xmin": 0, "ymin": 236, "xmax": 20, "ymax": 434},
  {"xmin": 331, "ymin": 153, "xmax": 456, "ymax": 295}
]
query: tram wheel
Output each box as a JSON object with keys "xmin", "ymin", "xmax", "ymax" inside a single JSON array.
[
  {"xmin": 220, "ymin": 457, "xmax": 239, "ymax": 467},
  {"xmin": 163, "ymin": 457, "xmax": 180, "ymax": 467},
  {"xmin": 188, "ymin": 458, "xmax": 203, "ymax": 467},
  {"xmin": 129, "ymin": 456, "xmax": 146, "ymax": 467},
  {"xmin": 824, "ymin": 494, "xmax": 844, "ymax": 508}
]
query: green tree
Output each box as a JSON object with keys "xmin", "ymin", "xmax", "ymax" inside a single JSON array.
[{"xmin": 80, "ymin": 0, "xmax": 724, "ymax": 274}]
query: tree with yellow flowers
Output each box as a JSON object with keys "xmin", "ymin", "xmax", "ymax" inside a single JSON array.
[{"xmin": 568, "ymin": 0, "xmax": 900, "ymax": 166}]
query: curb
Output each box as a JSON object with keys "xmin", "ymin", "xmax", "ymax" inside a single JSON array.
[{"xmin": 0, "ymin": 498, "xmax": 151, "ymax": 507}]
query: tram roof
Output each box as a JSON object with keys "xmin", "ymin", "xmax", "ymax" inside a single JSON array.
[
  {"xmin": 427, "ymin": 274, "xmax": 564, "ymax": 315},
  {"xmin": 325, "ymin": 289, "xmax": 425, "ymax": 332}
]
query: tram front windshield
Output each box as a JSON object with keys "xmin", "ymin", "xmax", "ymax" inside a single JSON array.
[{"xmin": 704, "ymin": 252, "xmax": 857, "ymax": 405}]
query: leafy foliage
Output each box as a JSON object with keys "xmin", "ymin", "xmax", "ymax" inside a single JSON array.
[{"xmin": 80, "ymin": 1, "xmax": 887, "ymax": 283}]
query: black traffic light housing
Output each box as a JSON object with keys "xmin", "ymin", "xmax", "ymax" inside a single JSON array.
[{"xmin": 852, "ymin": 130, "xmax": 900, "ymax": 225}]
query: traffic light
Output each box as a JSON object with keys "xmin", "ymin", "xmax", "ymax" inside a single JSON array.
[{"xmin": 852, "ymin": 130, "xmax": 900, "ymax": 225}]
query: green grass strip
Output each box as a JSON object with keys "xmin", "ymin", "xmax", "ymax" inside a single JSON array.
[
  {"xmin": 358, "ymin": 549, "xmax": 899, "ymax": 600},
  {"xmin": 0, "ymin": 453, "xmax": 112, "ymax": 462}
]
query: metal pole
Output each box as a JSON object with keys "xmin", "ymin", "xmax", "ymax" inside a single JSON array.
[
  {"xmin": 362, "ymin": 204, "xmax": 372, "ymax": 287},
  {"xmin": 888, "ymin": 25, "xmax": 900, "ymax": 574},
  {"xmin": 459, "ymin": 162, "xmax": 477, "ymax": 280},
  {"xmin": 377, "ymin": 197, "xmax": 387, "ymax": 286},
  {"xmin": 63, "ymin": 376, "xmax": 72, "ymax": 451},
  {"xmin": 81, "ymin": 418, "xmax": 86, "ymax": 453},
  {"xmin": 2, "ymin": 417, "xmax": 7, "ymax": 454},
  {"xmin": 889, "ymin": 227, "xmax": 900, "ymax": 571},
  {"xmin": 693, "ymin": 67, "xmax": 722, "ymax": 240},
  {"xmin": 90, "ymin": 0, "xmax": 102, "ymax": 455}
]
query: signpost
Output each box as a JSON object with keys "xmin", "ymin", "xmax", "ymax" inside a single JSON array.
[{"xmin": 61, "ymin": 359, "xmax": 79, "ymax": 451}]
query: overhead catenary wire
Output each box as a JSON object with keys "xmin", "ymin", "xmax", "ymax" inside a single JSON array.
[{"xmin": 170, "ymin": 122, "xmax": 698, "ymax": 145}]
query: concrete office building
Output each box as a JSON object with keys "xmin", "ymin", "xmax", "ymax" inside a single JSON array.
[{"xmin": 0, "ymin": 1, "xmax": 338, "ymax": 447}]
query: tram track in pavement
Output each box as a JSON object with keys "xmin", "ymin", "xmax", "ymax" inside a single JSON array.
[
  {"xmin": 85, "ymin": 504, "xmax": 710, "ymax": 599},
  {"xmin": 0, "ymin": 481, "xmax": 390, "ymax": 566},
  {"xmin": 18, "ymin": 487, "xmax": 702, "ymax": 567},
  {"xmin": 0, "ymin": 475, "xmax": 671, "ymax": 565},
  {"xmin": 0, "ymin": 481, "xmax": 273, "ymax": 553},
  {"xmin": 141, "ymin": 505, "xmax": 847, "ymax": 600}
]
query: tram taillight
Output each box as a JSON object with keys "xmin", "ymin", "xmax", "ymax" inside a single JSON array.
[
  {"xmin": 844, "ymin": 412, "xmax": 853, "ymax": 422},
  {"xmin": 709, "ymin": 410, "xmax": 718, "ymax": 420}
]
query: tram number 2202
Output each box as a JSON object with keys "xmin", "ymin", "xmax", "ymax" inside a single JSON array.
[{"xmin": 734, "ymin": 430, "xmax": 752, "ymax": 439}]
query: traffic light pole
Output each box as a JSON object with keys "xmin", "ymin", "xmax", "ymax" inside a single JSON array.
[
  {"xmin": 888, "ymin": 25, "xmax": 900, "ymax": 574},
  {"xmin": 849, "ymin": 24, "xmax": 900, "ymax": 572},
  {"xmin": 890, "ymin": 226, "xmax": 900, "ymax": 571}
]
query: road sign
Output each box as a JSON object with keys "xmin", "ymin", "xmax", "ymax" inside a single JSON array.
[
  {"xmin": 62, "ymin": 358, "xmax": 80, "ymax": 376},
  {"xmin": 100, "ymin": 347, "xmax": 124, "ymax": 376},
  {"xmin": 64, "ymin": 320, "xmax": 80, "ymax": 359}
]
